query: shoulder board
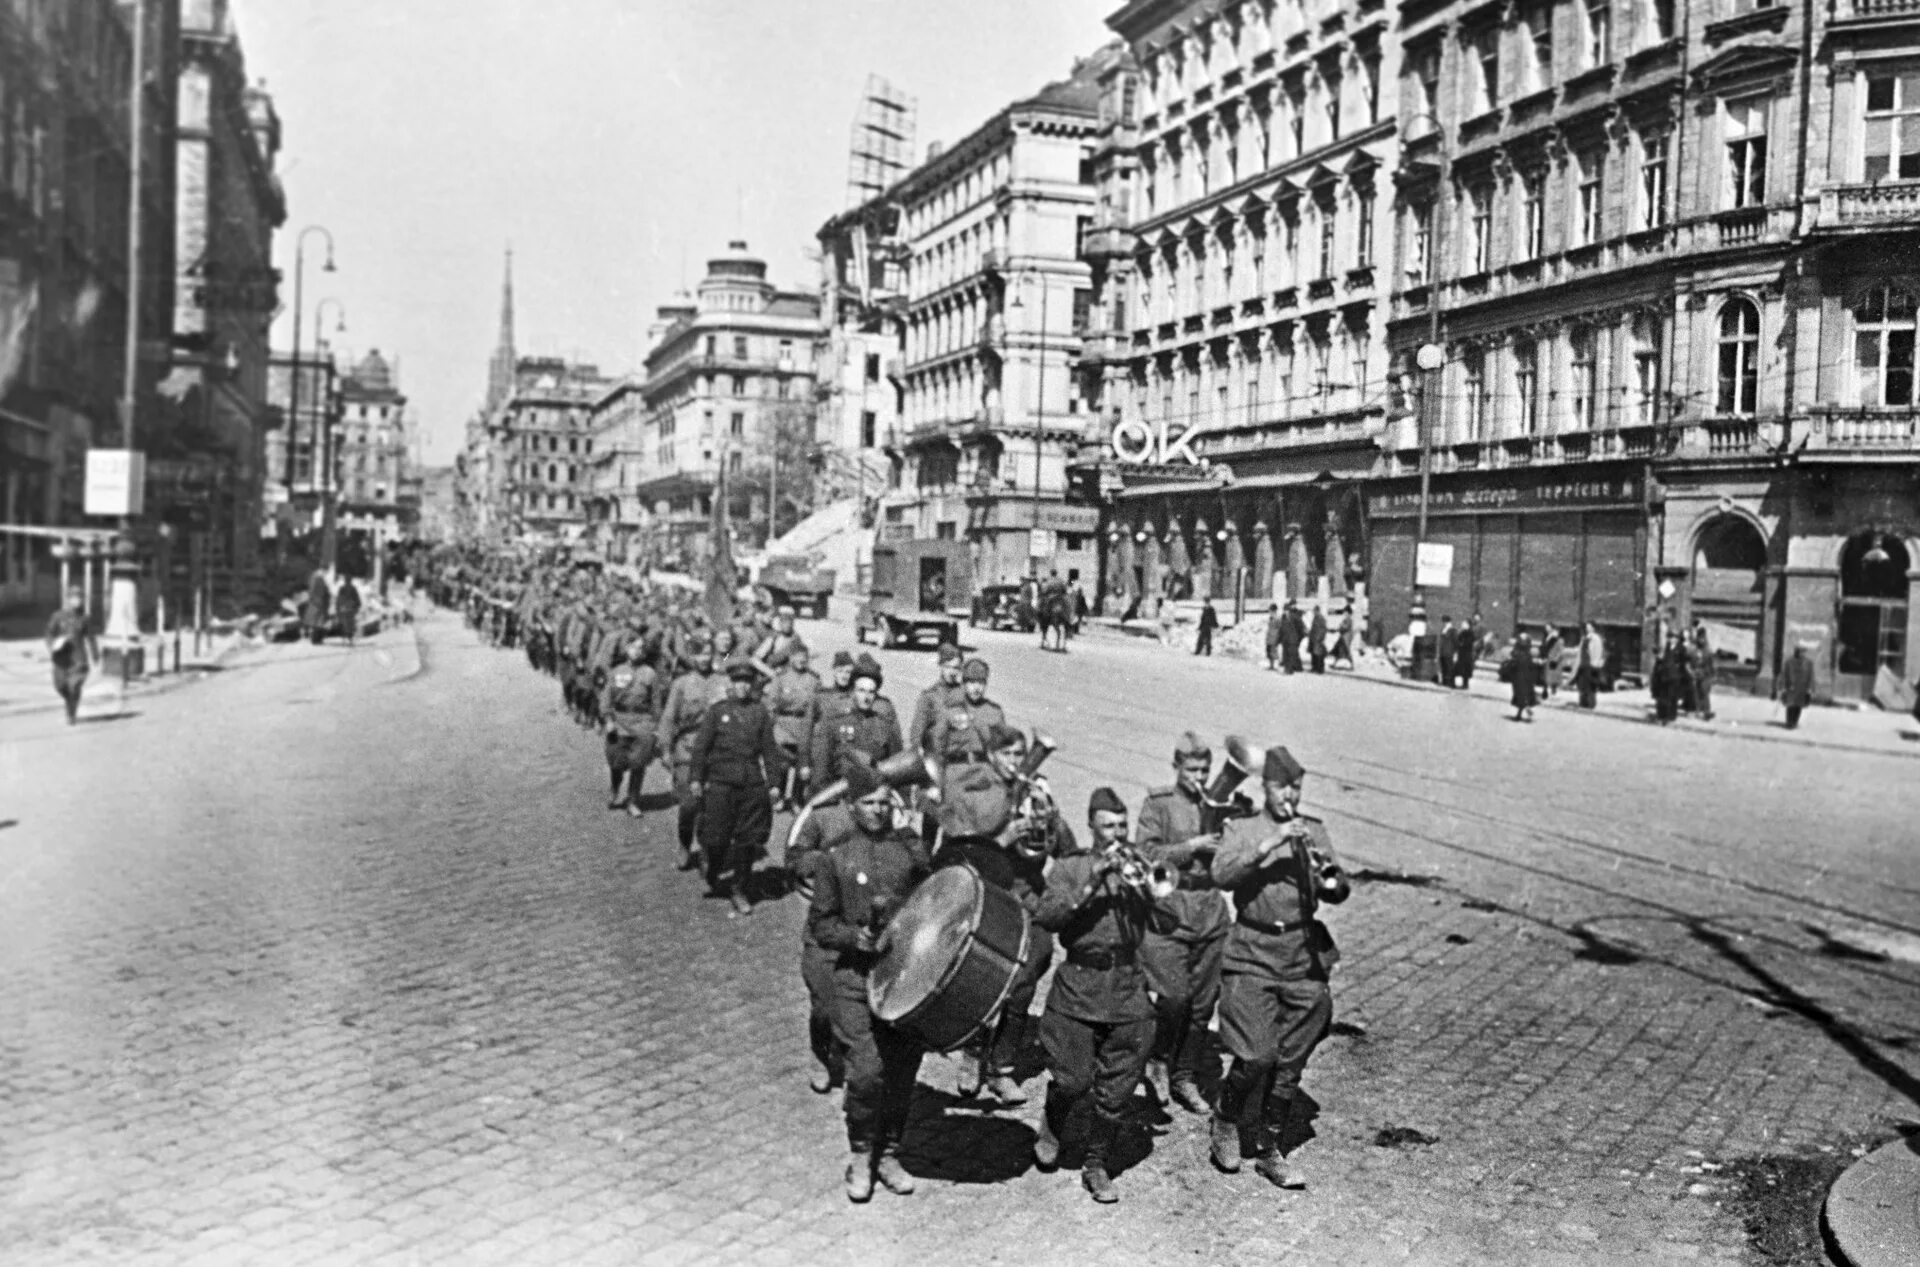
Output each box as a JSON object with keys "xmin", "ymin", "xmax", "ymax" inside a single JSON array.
[{"xmin": 1144, "ymin": 786, "xmax": 1178, "ymax": 800}]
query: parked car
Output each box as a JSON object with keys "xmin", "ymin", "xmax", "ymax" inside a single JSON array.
[
  {"xmin": 855, "ymin": 538, "xmax": 972, "ymax": 649},
  {"xmin": 970, "ymin": 583, "xmax": 1033, "ymax": 631}
]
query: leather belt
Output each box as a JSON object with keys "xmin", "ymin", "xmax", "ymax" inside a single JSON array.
[
  {"xmin": 942, "ymin": 752, "xmax": 985, "ymax": 765},
  {"xmin": 1066, "ymin": 946, "xmax": 1135, "ymax": 970},
  {"xmin": 1237, "ymin": 914, "xmax": 1308, "ymax": 936},
  {"xmin": 1177, "ymin": 874, "xmax": 1214, "ymax": 892}
]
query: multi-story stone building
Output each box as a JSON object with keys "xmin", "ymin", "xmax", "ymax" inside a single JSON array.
[
  {"xmin": 815, "ymin": 202, "xmax": 906, "ymax": 514},
  {"xmin": 1097, "ymin": 0, "xmax": 1399, "ymax": 612},
  {"xmin": 334, "ymin": 349, "xmax": 416, "ymax": 554},
  {"xmin": 493, "ymin": 356, "xmax": 609, "ymax": 539},
  {"xmin": 0, "ymin": 0, "xmax": 181, "ymax": 609},
  {"xmin": 163, "ymin": 0, "xmax": 282, "ymax": 597},
  {"xmin": 263, "ymin": 349, "xmax": 335, "ymax": 537},
  {"xmin": 583, "ymin": 377, "xmax": 647, "ymax": 554},
  {"xmin": 856, "ymin": 55, "xmax": 1122, "ymax": 588},
  {"xmin": 631, "ymin": 243, "xmax": 820, "ymax": 553}
]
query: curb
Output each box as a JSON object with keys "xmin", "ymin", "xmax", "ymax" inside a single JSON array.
[
  {"xmin": 1827, "ymin": 1137, "xmax": 1920, "ymax": 1267},
  {"xmin": 1077, "ymin": 623, "xmax": 1920, "ymax": 763},
  {"xmin": 0, "ymin": 637, "xmax": 250, "ymax": 722}
]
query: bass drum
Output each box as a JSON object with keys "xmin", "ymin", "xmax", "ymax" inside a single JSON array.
[{"xmin": 868, "ymin": 864, "xmax": 1031, "ymax": 1053}]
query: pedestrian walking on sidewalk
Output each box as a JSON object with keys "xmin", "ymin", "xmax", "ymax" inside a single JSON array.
[
  {"xmin": 44, "ymin": 586, "xmax": 100, "ymax": 725},
  {"xmin": 1689, "ymin": 621, "xmax": 1716, "ymax": 720},
  {"xmin": 1332, "ymin": 607, "xmax": 1356, "ymax": 670},
  {"xmin": 1506, "ymin": 632, "xmax": 1538, "ymax": 722},
  {"xmin": 1195, "ymin": 599, "xmax": 1218, "ymax": 656},
  {"xmin": 1651, "ymin": 632, "xmax": 1688, "ymax": 724},
  {"xmin": 1541, "ymin": 628, "xmax": 1564, "ymax": 699},
  {"xmin": 1437, "ymin": 618, "xmax": 1458, "ymax": 688},
  {"xmin": 1574, "ymin": 622, "xmax": 1605, "ymax": 709},
  {"xmin": 304, "ymin": 569, "xmax": 332, "ymax": 645},
  {"xmin": 335, "ymin": 576, "xmax": 362, "ymax": 647},
  {"xmin": 1308, "ymin": 607, "xmax": 1328, "ymax": 674},
  {"xmin": 1279, "ymin": 602, "xmax": 1305, "ymax": 675},
  {"xmin": 1458, "ymin": 614, "xmax": 1485, "ymax": 689},
  {"xmin": 1776, "ymin": 643, "xmax": 1816, "ymax": 730},
  {"xmin": 1264, "ymin": 603, "xmax": 1282, "ymax": 670}
]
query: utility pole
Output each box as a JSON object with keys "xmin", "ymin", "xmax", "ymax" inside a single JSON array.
[{"xmin": 101, "ymin": 0, "xmax": 148, "ymax": 676}]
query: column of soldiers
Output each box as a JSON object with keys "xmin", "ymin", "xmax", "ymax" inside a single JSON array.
[{"xmin": 423, "ymin": 553, "xmax": 1352, "ymax": 1208}]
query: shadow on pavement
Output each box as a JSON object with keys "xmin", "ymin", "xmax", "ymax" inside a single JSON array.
[
  {"xmin": 77, "ymin": 712, "xmax": 140, "ymax": 725},
  {"xmin": 1687, "ymin": 920, "xmax": 1920, "ymax": 1108},
  {"xmin": 0, "ymin": 819, "xmax": 15, "ymax": 831},
  {"xmin": 899, "ymin": 1088, "xmax": 1037, "ymax": 1184}
]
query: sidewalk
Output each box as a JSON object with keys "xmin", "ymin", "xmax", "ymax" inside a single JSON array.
[
  {"xmin": 1084, "ymin": 614, "xmax": 1920, "ymax": 761},
  {"xmin": 0, "ymin": 626, "xmax": 252, "ymax": 719}
]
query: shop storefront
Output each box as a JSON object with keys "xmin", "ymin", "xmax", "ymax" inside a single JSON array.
[{"xmin": 1366, "ymin": 462, "xmax": 1653, "ymax": 671}]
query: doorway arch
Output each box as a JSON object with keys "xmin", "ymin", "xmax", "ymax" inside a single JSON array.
[
  {"xmin": 1837, "ymin": 530, "xmax": 1912, "ymax": 690},
  {"xmin": 1689, "ymin": 514, "xmax": 1767, "ymax": 672}
]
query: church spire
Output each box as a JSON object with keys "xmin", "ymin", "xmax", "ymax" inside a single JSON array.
[{"xmin": 487, "ymin": 244, "xmax": 516, "ymax": 409}]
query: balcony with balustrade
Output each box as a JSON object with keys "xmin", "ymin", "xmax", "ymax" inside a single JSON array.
[
  {"xmin": 1801, "ymin": 407, "xmax": 1920, "ymax": 452},
  {"xmin": 1833, "ymin": 0, "xmax": 1920, "ymax": 25},
  {"xmin": 1813, "ymin": 181, "xmax": 1920, "ymax": 233}
]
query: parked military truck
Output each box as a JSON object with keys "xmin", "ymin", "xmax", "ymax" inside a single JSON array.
[
  {"xmin": 855, "ymin": 538, "xmax": 972, "ymax": 650},
  {"xmin": 757, "ymin": 553, "xmax": 836, "ymax": 619}
]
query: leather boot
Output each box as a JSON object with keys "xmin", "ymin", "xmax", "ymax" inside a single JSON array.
[
  {"xmin": 1170, "ymin": 1075, "xmax": 1210, "ymax": 1115},
  {"xmin": 844, "ymin": 1144, "xmax": 874, "ymax": 1203},
  {"xmin": 1081, "ymin": 1118, "xmax": 1119, "ymax": 1203},
  {"xmin": 1208, "ymin": 1112, "xmax": 1241, "ymax": 1173},
  {"xmin": 874, "ymin": 1146, "xmax": 915, "ymax": 1196}
]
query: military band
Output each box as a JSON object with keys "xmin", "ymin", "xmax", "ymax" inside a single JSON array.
[{"xmin": 420, "ymin": 546, "xmax": 1352, "ymax": 1209}]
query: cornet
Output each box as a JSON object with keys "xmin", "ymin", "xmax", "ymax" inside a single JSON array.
[{"xmin": 1100, "ymin": 841, "xmax": 1179, "ymax": 900}]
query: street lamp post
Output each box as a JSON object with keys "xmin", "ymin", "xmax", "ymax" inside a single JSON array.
[
  {"xmin": 1404, "ymin": 98, "xmax": 1452, "ymax": 644},
  {"xmin": 286, "ymin": 226, "xmax": 336, "ymax": 510},
  {"xmin": 313, "ymin": 299, "xmax": 347, "ymax": 572}
]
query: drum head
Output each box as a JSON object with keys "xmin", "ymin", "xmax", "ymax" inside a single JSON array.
[{"xmin": 869, "ymin": 866, "xmax": 981, "ymax": 1022}]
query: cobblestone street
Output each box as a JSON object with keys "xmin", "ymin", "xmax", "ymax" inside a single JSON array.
[{"xmin": 4, "ymin": 609, "xmax": 1917, "ymax": 1265}]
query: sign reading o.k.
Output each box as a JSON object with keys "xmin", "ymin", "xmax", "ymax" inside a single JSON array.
[{"xmin": 1111, "ymin": 418, "xmax": 1204, "ymax": 466}]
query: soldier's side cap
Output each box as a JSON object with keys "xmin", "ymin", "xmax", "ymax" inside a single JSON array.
[
  {"xmin": 1263, "ymin": 745, "xmax": 1307, "ymax": 785},
  {"xmin": 936, "ymin": 641, "xmax": 962, "ymax": 664},
  {"xmin": 962, "ymin": 658, "xmax": 990, "ymax": 682},
  {"xmin": 842, "ymin": 752, "xmax": 885, "ymax": 800},
  {"xmin": 853, "ymin": 653, "xmax": 884, "ymax": 685},
  {"xmin": 787, "ymin": 638, "xmax": 810, "ymax": 657},
  {"xmin": 1087, "ymin": 786, "xmax": 1127, "ymax": 818},
  {"xmin": 987, "ymin": 721, "xmax": 1026, "ymax": 750},
  {"xmin": 833, "ymin": 649, "xmax": 856, "ymax": 668},
  {"xmin": 1174, "ymin": 731, "xmax": 1211, "ymax": 762},
  {"xmin": 724, "ymin": 656, "xmax": 759, "ymax": 682},
  {"xmin": 777, "ymin": 604, "xmax": 796, "ymax": 616}
]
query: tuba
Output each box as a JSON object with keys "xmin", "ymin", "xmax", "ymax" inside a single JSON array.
[
  {"xmin": 1005, "ymin": 730, "xmax": 1060, "ymax": 859},
  {"xmin": 786, "ymin": 748, "xmax": 940, "ymax": 860},
  {"xmin": 1202, "ymin": 735, "xmax": 1263, "ymax": 834}
]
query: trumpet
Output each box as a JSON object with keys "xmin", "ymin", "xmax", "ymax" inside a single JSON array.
[{"xmin": 1100, "ymin": 842, "xmax": 1179, "ymax": 899}]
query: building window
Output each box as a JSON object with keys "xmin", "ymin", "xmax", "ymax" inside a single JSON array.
[
  {"xmin": 734, "ymin": 336, "xmax": 750, "ymax": 360},
  {"xmin": 1317, "ymin": 202, "xmax": 1337, "ymax": 278},
  {"xmin": 1576, "ymin": 150, "xmax": 1604, "ymax": 245},
  {"xmin": 1469, "ymin": 184, "xmax": 1493, "ymax": 272},
  {"xmin": 1633, "ymin": 316, "xmax": 1664, "ymax": 425},
  {"xmin": 732, "ymin": 375, "xmax": 746, "ymax": 396},
  {"xmin": 865, "ymin": 353, "xmax": 881, "ymax": 381},
  {"xmin": 1355, "ymin": 190, "xmax": 1374, "ymax": 267},
  {"xmin": 1462, "ymin": 349, "xmax": 1488, "ymax": 441},
  {"xmin": 1515, "ymin": 341, "xmax": 1540, "ymax": 434},
  {"xmin": 729, "ymin": 451, "xmax": 743, "ymax": 475},
  {"xmin": 1585, "ymin": 0, "xmax": 1611, "ymax": 68},
  {"xmin": 1407, "ymin": 203, "xmax": 1432, "ymax": 285},
  {"xmin": 1645, "ymin": 0, "xmax": 1675, "ymax": 42},
  {"xmin": 1725, "ymin": 98, "xmax": 1768, "ymax": 208},
  {"xmin": 729, "ymin": 411, "xmax": 745, "ymax": 438},
  {"xmin": 1470, "ymin": 26, "xmax": 1501, "ymax": 113},
  {"xmin": 1522, "ymin": 171, "xmax": 1547, "ymax": 258},
  {"xmin": 1640, "ymin": 132, "xmax": 1670, "ymax": 229},
  {"xmin": 705, "ymin": 335, "xmax": 717, "ymax": 358},
  {"xmin": 1864, "ymin": 73, "xmax": 1920, "ymax": 182},
  {"xmin": 1717, "ymin": 298, "xmax": 1761, "ymax": 415},
  {"xmin": 1527, "ymin": 8, "xmax": 1554, "ymax": 94},
  {"xmin": 1569, "ymin": 329, "xmax": 1597, "ymax": 430},
  {"xmin": 1853, "ymin": 285, "xmax": 1918, "ymax": 407},
  {"xmin": 1412, "ymin": 47, "xmax": 1441, "ymax": 135},
  {"xmin": 860, "ymin": 409, "xmax": 878, "ymax": 447}
]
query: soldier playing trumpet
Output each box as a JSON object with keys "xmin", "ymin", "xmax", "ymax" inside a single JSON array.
[
  {"xmin": 1031, "ymin": 788, "xmax": 1179, "ymax": 1204},
  {"xmin": 1207, "ymin": 745, "xmax": 1350, "ymax": 1191}
]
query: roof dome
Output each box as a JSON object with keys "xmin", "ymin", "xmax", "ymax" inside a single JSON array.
[{"xmin": 351, "ymin": 349, "xmax": 393, "ymax": 392}]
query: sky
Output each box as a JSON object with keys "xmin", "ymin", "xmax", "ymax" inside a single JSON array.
[{"xmin": 243, "ymin": 0, "xmax": 1125, "ymax": 465}]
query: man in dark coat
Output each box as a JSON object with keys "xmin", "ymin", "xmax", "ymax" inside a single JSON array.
[
  {"xmin": 44, "ymin": 586, "xmax": 100, "ymax": 725},
  {"xmin": 305, "ymin": 570, "xmax": 332, "ymax": 644},
  {"xmin": 1690, "ymin": 621, "xmax": 1716, "ymax": 720},
  {"xmin": 1777, "ymin": 644, "xmax": 1816, "ymax": 730},
  {"xmin": 1508, "ymin": 632, "xmax": 1538, "ymax": 722},
  {"xmin": 1308, "ymin": 607, "xmax": 1328, "ymax": 674},
  {"xmin": 1457, "ymin": 614, "xmax": 1484, "ymax": 688},
  {"xmin": 1279, "ymin": 603, "xmax": 1305, "ymax": 675},
  {"xmin": 1436, "ymin": 618, "xmax": 1458, "ymax": 688},
  {"xmin": 335, "ymin": 577, "xmax": 362, "ymax": 647},
  {"xmin": 1651, "ymin": 632, "xmax": 1689, "ymax": 724},
  {"xmin": 1194, "ymin": 599, "xmax": 1219, "ymax": 656}
]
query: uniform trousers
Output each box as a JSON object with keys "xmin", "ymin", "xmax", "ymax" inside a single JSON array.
[
  {"xmin": 698, "ymin": 780, "xmax": 771, "ymax": 892},
  {"xmin": 1138, "ymin": 929, "xmax": 1224, "ymax": 1080},
  {"xmin": 829, "ymin": 966, "xmax": 923, "ymax": 1149},
  {"xmin": 670, "ymin": 760, "xmax": 701, "ymax": 850},
  {"xmin": 986, "ymin": 926, "xmax": 1053, "ymax": 1072},
  {"xmin": 605, "ymin": 730, "xmax": 655, "ymax": 800},
  {"xmin": 801, "ymin": 939, "xmax": 845, "ymax": 1083},
  {"xmin": 1217, "ymin": 968, "xmax": 1332, "ymax": 1138},
  {"xmin": 1039, "ymin": 1010, "xmax": 1154, "ymax": 1163},
  {"xmin": 51, "ymin": 664, "xmax": 87, "ymax": 720}
]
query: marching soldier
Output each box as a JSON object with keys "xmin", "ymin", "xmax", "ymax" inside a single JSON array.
[
  {"xmin": 810, "ymin": 656, "xmax": 902, "ymax": 792},
  {"xmin": 907, "ymin": 643, "xmax": 965, "ymax": 754},
  {"xmin": 750, "ymin": 605, "xmax": 803, "ymax": 678},
  {"xmin": 1031, "ymin": 788, "xmax": 1178, "ymax": 1203},
  {"xmin": 599, "ymin": 633, "xmax": 662, "ymax": 816},
  {"xmin": 1207, "ymin": 746, "xmax": 1350, "ymax": 1189},
  {"xmin": 786, "ymin": 793, "xmax": 853, "ymax": 1096},
  {"xmin": 766, "ymin": 641, "xmax": 820, "ymax": 810},
  {"xmin": 1134, "ymin": 733, "xmax": 1231, "ymax": 1115},
  {"xmin": 929, "ymin": 658, "xmax": 1005, "ymax": 769},
  {"xmin": 806, "ymin": 755, "xmax": 930, "ymax": 1203},
  {"xmin": 689, "ymin": 657, "xmax": 788, "ymax": 917},
  {"xmin": 655, "ymin": 636, "xmax": 725, "ymax": 872},
  {"xmin": 937, "ymin": 723, "xmax": 1074, "ymax": 1106}
]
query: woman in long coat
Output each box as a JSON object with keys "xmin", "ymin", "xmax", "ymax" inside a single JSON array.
[
  {"xmin": 1651, "ymin": 633, "xmax": 1688, "ymax": 724},
  {"xmin": 1509, "ymin": 632, "xmax": 1538, "ymax": 722}
]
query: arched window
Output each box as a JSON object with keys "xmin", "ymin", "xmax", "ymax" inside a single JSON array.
[
  {"xmin": 1716, "ymin": 299, "xmax": 1760, "ymax": 415},
  {"xmin": 1851, "ymin": 284, "xmax": 1917, "ymax": 408}
]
